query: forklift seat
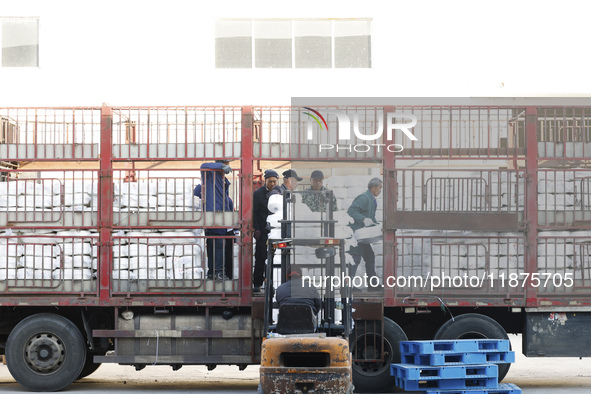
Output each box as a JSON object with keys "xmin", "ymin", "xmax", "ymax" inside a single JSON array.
[{"xmin": 276, "ymin": 303, "xmax": 317, "ymax": 335}]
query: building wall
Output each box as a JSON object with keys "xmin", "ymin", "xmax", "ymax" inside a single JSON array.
[{"xmin": 0, "ymin": 0, "xmax": 589, "ymax": 106}]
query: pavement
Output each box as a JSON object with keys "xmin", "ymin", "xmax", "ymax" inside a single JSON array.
[{"xmin": 1, "ymin": 334, "xmax": 591, "ymax": 393}]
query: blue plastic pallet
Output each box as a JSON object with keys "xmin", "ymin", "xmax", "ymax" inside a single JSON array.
[
  {"xmin": 394, "ymin": 375, "xmax": 498, "ymax": 391},
  {"xmin": 422, "ymin": 382, "xmax": 522, "ymax": 394},
  {"xmin": 390, "ymin": 364, "xmax": 498, "ymax": 380},
  {"xmin": 400, "ymin": 350, "xmax": 515, "ymax": 366},
  {"xmin": 400, "ymin": 339, "xmax": 510, "ymax": 355}
]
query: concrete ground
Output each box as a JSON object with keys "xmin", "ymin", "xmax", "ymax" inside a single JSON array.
[{"xmin": 1, "ymin": 334, "xmax": 591, "ymax": 393}]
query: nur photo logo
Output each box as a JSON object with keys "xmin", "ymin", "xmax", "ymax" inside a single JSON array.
[{"xmin": 302, "ymin": 108, "xmax": 419, "ymax": 153}]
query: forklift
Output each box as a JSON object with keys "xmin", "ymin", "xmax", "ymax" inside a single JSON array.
[{"xmin": 258, "ymin": 189, "xmax": 354, "ymax": 394}]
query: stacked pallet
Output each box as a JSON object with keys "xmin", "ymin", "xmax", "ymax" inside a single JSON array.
[{"xmin": 391, "ymin": 339, "xmax": 519, "ymax": 394}]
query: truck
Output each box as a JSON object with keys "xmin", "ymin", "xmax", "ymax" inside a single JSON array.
[{"xmin": 0, "ymin": 103, "xmax": 590, "ymax": 392}]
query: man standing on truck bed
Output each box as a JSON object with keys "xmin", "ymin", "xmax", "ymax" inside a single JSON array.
[
  {"xmin": 347, "ymin": 177, "xmax": 382, "ymax": 284},
  {"xmin": 253, "ymin": 169, "xmax": 279, "ymax": 292},
  {"xmin": 194, "ymin": 159, "xmax": 234, "ymax": 280}
]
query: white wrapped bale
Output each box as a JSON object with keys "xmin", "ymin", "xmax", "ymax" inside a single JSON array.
[
  {"xmin": 325, "ymin": 176, "xmax": 345, "ymax": 188},
  {"xmin": 169, "ymin": 267, "xmax": 204, "ymax": 280},
  {"xmin": 17, "ymin": 195, "xmax": 61, "ymax": 208},
  {"xmin": 63, "ymin": 255, "xmax": 94, "ymax": 269},
  {"xmin": 113, "ymin": 244, "xmax": 159, "ymax": 258},
  {"xmin": 20, "ymin": 255, "xmax": 61, "ymax": 270},
  {"xmin": 58, "ymin": 269, "xmax": 94, "ymax": 280},
  {"xmin": 112, "ymin": 270, "xmax": 137, "ymax": 280},
  {"xmin": 0, "ymin": 256, "xmax": 18, "ymax": 269},
  {"xmin": 64, "ymin": 193, "xmax": 91, "ymax": 207},
  {"xmin": 24, "ymin": 244, "xmax": 61, "ymax": 257}
]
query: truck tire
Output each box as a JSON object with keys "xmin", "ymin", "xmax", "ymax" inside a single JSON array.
[
  {"xmin": 6, "ymin": 313, "xmax": 86, "ymax": 392},
  {"xmin": 350, "ymin": 317, "xmax": 407, "ymax": 393},
  {"xmin": 434, "ymin": 313, "xmax": 511, "ymax": 381},
  {"xmin": 77, "ymin": 353, "xmax": 102, "ymax": 380}
]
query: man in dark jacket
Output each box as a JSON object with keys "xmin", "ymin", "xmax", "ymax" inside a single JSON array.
[
  {"xmin": 347, "ymin": 177, "xmax": 382, "ymax": 280},
  {"xmin": 276, "ymin": 264, "xmax": 321, "ymax": 315},
  {"xmin": 252, "ymin": 169, "xmax": 279, "ymax": 291},
  {"xmin": 194, "ymin": 159, "xmax": 234, "ymax": 280}
]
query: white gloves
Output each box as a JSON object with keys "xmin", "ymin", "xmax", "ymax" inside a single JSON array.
[
  {"xmin": 221, "ymin": 164, "xmax": 232, "ymax": 174},
  {"xmin": 363, "ymin": 218, "xmax": 374, "ymax": 227}
]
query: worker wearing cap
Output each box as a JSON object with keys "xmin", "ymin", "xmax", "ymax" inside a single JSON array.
[
  {"xmin": 194, "ymin": 159, "xmax": 234, "ymax": 281},
  {"xmin": 252, "ymin": 169, "xmax": 279, "ymax": 292},
  {"xmin": 302, "ymin": 170, "xmax": 338, "ymax": 212},
  {"xmin": 281, "ymin": 169, "xmax": 302, "ymax": 194}
]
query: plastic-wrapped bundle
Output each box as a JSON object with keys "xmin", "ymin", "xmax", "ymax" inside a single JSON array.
[
  {"xmin": 156, "ymin": 193, "xmax": 195, "ymax": 207},
  {"xmin": 112, "ymin": 270, "xmax": 138, "ymax": 280},
  {"xmin": 120, "ymin": 194, "xmax": 157, "ymax": 208},
  {"xmin": 112, "ymin": 244, "xmax": 159, "ymax": 258},
  {"xmin": 163, "ymin": 255, "xmax": 203, "ymax": 271},
  {"xmin": 267, "ymin": 212, "xmax": 282, "ymax": 229},
  {"xmin": 17, "ymin": 268, "xmax": 53, "ymax": 280},
  {"xmin": 159, "ymin": 244, "xmax": 200, "ymax": 257},
  {"xmin": 0, "ymin": 256, "xmax": 18, "ymax": 269},
  {"xmin": 17, "ymin": 195, "xmax": 61, "ymax": 208},
  {"xmin": 4, "ymin": 244, "xmax": 24, "ymax": 257},
  {"xmin": 55, "ymin": 230, "xmax": 93, "ymax": 239},
  {"xmin": 153, "ymin": 231, "xmax": 197, "ymax": 244},
  {"xmin": 62, "ymin": 242, "xmax": 94, "ymax": 256},
  {"xmin": 168, "ymin": 267, "xmax": 204, "ymax": 280},
  {"xmin": 128, "ymin": 256, "xmax": 165, "ymax": 270},
  {"xmin": 157, "ymin": 179, "xmax": 193, "ymax": 195},
  {"xmin": 136, "ymin": 269, "xmax": 168, "ymax": 280},
  {"xmin": 58, "ymin": 269, "xmax": 94, "ymax": 280},
  {"xmin": 64, "ymin": 193, "xmax": 92, "ymax": 207},
  {"xmin": 0, "ymin": 195, "xmax": 18, "ymax": 207},
  {"xmin": 20, "ymin": 255, "xmax": 61, "ymax": 270},
  {"xmin": 0, "ymin": 269, "xmax": 17, "ymax": 281},
  {"xmin": 267, "ymin": 194, "xmax": 283, "ymax": 213},
  {"xmin": 63, "ymin": 255, "xmax": 94, "ymax": 269},
  {"xmin": 24, "ymin": 244, "xmax": 61, "ymax": 257}
]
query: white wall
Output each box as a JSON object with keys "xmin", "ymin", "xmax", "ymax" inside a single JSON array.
[{"xmin": 0, "ymin": 0, "xmax": 590, "ymax": 106}]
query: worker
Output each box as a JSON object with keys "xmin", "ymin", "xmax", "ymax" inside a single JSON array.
[
  {"xmin": 194, "ymin": 159, "xmax": 234, "ymax": 280},
  {"xmin": 347, "ymin": 177, "xmax": 382, "ymax": 284},
  {"xmin": 276, "ymin": 264, "xmax": 321, "ymax": 316},
  {"xmin": 280, "ymin": 169, "xmax": 302, "ymax": 194},
  {"xmin": 252, "ymin": 169, "xmax": 279, "ymax": 292},
  {"xmin": 301, "ymin": 170, "xmax": 338, "ymax": 212}
]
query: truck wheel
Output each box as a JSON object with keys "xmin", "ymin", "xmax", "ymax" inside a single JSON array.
[
  {"xmin": 6, "ymin": 313, "xmax": 86, "ymax": 392},
  {"xmin": 77, "ymin": 353, "xmax": 102, "ymax": 380},
  {"xmin": 350, "ymin": 317, "xmax": 407, "ymax": 393},
  {"xmin": 434, "ymin": 313, "xmax": 511, "ymax": 381}
]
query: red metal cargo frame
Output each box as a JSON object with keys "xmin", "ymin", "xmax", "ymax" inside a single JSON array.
[{"xmin": 0, "ymin": 105, "xmax": 590, "ymax": 310}]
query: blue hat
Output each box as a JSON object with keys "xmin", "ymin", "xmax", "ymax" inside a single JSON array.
[{"xmin": 264, "ymin": 169, "xmax": 279, "ymax": 179}]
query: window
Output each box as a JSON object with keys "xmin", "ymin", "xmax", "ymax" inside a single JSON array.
[
  {"xmin": 334, "ymin": 19, "xmax": 371, "ymax": 68},
  {"xmin": 294, "ymin": 20, "xmax": 331, "ymax": 68},
  {"xmin": 215, "ymin": 20, "xmax": 251, "ymax": 68},
  {"xmin": 1, "ymin": 17, "xmax": 39, "ymax": 67},
  {"xmin": 215, "ymin": 19, "xmax": 371, "ymax": 69}
]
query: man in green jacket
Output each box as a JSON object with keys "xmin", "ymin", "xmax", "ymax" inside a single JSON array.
[{"xmin": 347, "ymin": 178, "xmax": 382, "ymax": 281}]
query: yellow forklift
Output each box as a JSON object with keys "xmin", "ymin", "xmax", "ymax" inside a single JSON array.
[{"xmin": 258, "ymin": 190, "xmax": 354, "ymax": 394}]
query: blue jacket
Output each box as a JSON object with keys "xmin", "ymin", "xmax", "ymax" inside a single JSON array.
[
  {"xmin": 195, "ymin": 163, "xmax": 233, "ymax": 235},
  {"xmin": 194, "ymin": 162, "xmax": 233, "ymax": 212}
]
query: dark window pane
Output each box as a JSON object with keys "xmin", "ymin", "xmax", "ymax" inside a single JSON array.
[
  {"xmin": 254, "ymin": 21, "xmax": 291, "ymax": 68},
  {"xmin": 2, "ymin": 18, "xmax": 39, "ymax": 67},
  {"xmin": 294, "ymin": 20, "xmax": 331, "ymax": 68},
  {"xmin": 334, "ymin": 20, "xmax": 371, "ymax": 68},
  {"xmin": 215, "ymin": 20, "xmax": 252, "ymax": 68}
]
